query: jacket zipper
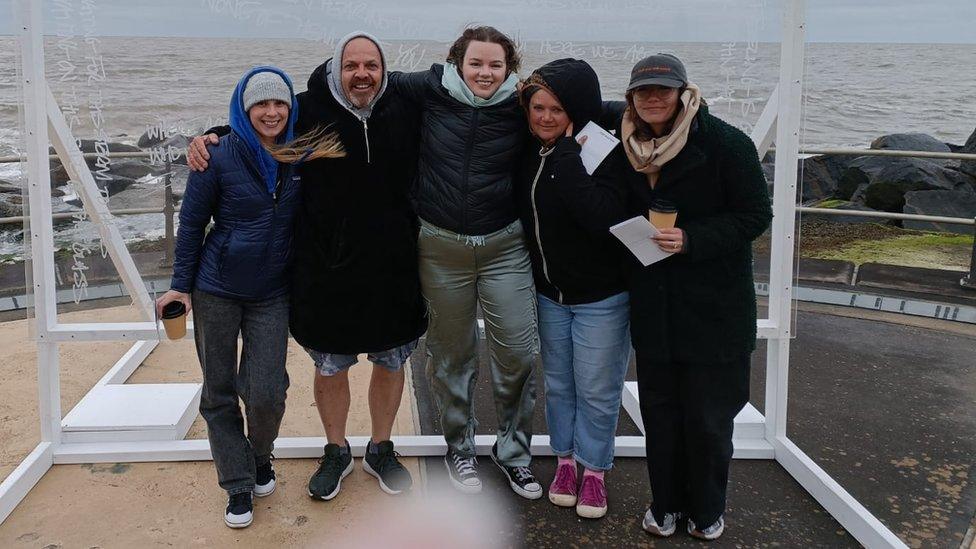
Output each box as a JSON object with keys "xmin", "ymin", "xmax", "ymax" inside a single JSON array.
[
  {"xmin": 362, "ymin": 117, "xmax": 371, "ymax": 164},
  {"xmin": 530, "ymin": 151, "xmax": 563, "ymax": 303},
  {"xmin": 459, "ymin": 109, "xmax": 479, "ymax": 233}
]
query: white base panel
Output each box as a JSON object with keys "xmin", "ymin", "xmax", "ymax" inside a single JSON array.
[
  {"xmin": 0, "ymin": 443, "xmax": 54, "ymax": 524},
  {"xmin": 61, "ymin": 384, "xmax": 201, "ymax": 443},
  {"xmin": 51, "ymin": 434, "xmax": 773, "ymax": 463},
  {"xmin": 622, "ymin": 381, "xmax": 767, "ymax": 441}
]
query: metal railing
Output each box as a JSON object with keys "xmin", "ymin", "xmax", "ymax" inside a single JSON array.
[
  {"xmin": 1, "ymin": 147, "xmax": 975, "ymax": 286},
  {"xmin": 0, "ymin": 150, "xmax": 180, "ymax": 265}
]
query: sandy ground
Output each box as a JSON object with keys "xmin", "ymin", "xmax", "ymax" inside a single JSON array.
[{"xmin": 0, "ymin": 304, "xmax": 427, "ymax": 548}]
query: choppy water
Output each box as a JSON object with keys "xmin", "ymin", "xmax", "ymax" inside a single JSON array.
[{"xmin": 0, "ymin": 36, "xmax": 974, "ymax": 257}]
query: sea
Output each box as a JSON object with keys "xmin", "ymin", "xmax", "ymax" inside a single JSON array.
[{"xmin": 0, "ymin": 36, "xmax": 974, "ymax": 257}]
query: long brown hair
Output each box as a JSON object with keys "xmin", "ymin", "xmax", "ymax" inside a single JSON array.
[
  {"xmin": 266, "ymin": 125, "xmax": 345, "ymax": 163},
  {"xmin": 447, "ymin": 26, "xmax": 521, "ymax": 76}
]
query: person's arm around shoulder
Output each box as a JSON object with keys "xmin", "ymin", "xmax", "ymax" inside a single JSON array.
[
  {"xmin": 549, "ymin": 123, "xmax": 629, "ymax": 236},
  {"xmin": 600, "ymin": 100, "xmax": 627, "ymax": 132},
  {"xmin": 187, "ymin": 125, "xmax": 231, "ymax": 172},
  {"xmin": 678, "ymin": 126, "xmax": 773, "ymax": 262},
  {"xmin": 387, "ymin": 68, "xmax": 430, "ymax": 106},
  {"xmin": 156, "ymin": 146, "xmax": 222, "ymax": 317}
]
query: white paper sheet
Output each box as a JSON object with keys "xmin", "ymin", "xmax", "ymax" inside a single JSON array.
[
  {"xmin": 609, "ymin": 216, "xmax": 674, "ymax": 267},
  {"xmin": 577, "ymin": 121, "xmax": 620, "ymax": 175}
]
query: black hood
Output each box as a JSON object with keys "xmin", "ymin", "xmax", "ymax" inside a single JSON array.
[
  {"xmin": 529, "ymin": 58, "xmax": 602, "ymax": 134},
  {"xmin": 307, "ymin": 59, "xmax": 331, "ymax": 98}
]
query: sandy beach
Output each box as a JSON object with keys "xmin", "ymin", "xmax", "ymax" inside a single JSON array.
[{"xmin": 0, "ymin": 304, "xmax": 427, "ymax": 547}]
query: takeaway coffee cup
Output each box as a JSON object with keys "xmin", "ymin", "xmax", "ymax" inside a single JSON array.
[
  {"xmin": 161, "ymin": 301, "xmax": 187, "ymax": 340},
  {"xmin": 649, "ymin": 199, "xmax": 678, "ymax": 229}
]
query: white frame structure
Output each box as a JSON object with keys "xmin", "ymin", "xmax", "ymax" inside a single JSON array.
[{"xmin": 0, "ymin": 1, "xmax": 908, "ymax": 546}]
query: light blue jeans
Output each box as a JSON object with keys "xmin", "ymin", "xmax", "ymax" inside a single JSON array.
[{"xmin": 538, "ymin": 291, "xmax": 631, "ymax": 471}]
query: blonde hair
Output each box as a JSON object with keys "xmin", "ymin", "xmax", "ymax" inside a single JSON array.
[{"xmin": 266, "ymin": 125, "xmax": 345, "ymax": 163}]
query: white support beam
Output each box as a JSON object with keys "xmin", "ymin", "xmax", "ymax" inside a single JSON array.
[
  {"xmin": 51, "ymin": 434, "xmax": 771, "ymax": 464},
  {"xmin": 15, "ymin": 0, "xmax": 57, "ymax": 335},
  {"xmin": 750, "ymin": 83, "xmax": 779, "ymax": 157},
  {"xmin": 0, "ymin": 443, "xmax": 54, "ymax": 525},
  {"xmin": 46, "ymin": 322, "xmax": 193, "ymax": 342},
  {"xmin": 765, "ymin": 0, "xmax": 806, "ymax": 443},
  {"xmin": 37, "ymin": 342, "xmax": 62, "ymax": 444},
  {"xmin": 773, "ymin": 437, "xmax": 907, "ymax": 549},
  {"xmin": 96, "ymin": 340, "xmax": 159, "ymax": 386},
  {"xmin": 46, "ymin": 86, "xmax": 155, "ymax": 320}
]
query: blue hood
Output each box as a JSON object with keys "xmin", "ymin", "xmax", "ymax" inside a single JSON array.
[{"xmin": 229, "ymin": 66, "xmax": 299, "ymax": 194}]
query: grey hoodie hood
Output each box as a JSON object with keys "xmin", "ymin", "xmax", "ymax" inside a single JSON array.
[{"xmin": 325, "ymin": 31, "xmax": 388, "ymax": 120}]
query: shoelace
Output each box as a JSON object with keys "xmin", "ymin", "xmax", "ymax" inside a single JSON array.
[
  {"xmin": 318, "ymin": 453, "xmax": 345, "ymax": 475},
  {"xmin": 453, "ymin": 454, "xmax": 477, "ymax": 477},
  {"xmin": 512, "ymin": 466, "xmax": 535, "ymax": 483},
  {"xmin": 376, "ymin": 449, "xmax": 406, "ymax": 473}
]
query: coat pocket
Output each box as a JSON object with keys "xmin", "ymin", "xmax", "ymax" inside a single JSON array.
[{"xmin": 219, "ymin": 232, "xmax": 269, "ymax": 294}]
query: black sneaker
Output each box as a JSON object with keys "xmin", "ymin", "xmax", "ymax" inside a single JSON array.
[
  {"xmin": 254, "ymin": 459, "xmax": 276, "ymax": 497},
  {"xmin": 444, "ymin": 447, "xmax": 482, "ymax": 494},
  {"xmin": 490, "ymin": 443, "xmax": 542, "ymax": 500},
  {"xmin": 307, "ymin": 442, "xmax": 353, "ymax": 500},
  {"xmin": 362, "ymin": 440, "xmax": 413, "ymax": 495},
  {"xmin": 224, "ymin": 492, "xmax": 253, "ymax": 529}
]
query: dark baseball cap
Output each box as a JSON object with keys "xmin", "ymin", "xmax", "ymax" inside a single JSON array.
[{"xmin": 627, "ymin": 53, "xmax": 687, "ymax": 91}]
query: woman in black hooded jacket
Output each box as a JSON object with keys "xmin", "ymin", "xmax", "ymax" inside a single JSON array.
[{"xmin": 515, "ymin": 58, "xmax": 632, "ymax": 520}]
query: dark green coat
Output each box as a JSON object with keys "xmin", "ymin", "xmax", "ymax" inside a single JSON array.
[{"xmin": 619, "ymin": 104, "xmax": 772, "ymax": 364}]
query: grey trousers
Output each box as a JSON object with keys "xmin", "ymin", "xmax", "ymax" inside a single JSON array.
[
  {"xmin": 192, "ymin": 290, "xmax": 290, "ymax": 495},
  {"xmin": 419, "ymin": 219, "xmax": 539, "ymax": 467}
]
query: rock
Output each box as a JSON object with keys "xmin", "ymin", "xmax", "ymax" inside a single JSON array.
[
  {"xmin": 5, "ymin": 195, "xmax": 23, "ymax": 205},
  {"xmin": 0, "ymin": 197, "xmax": 23, "ymax": 218},
  {"xmin": 839, "ymin": 156, "xmax": 970, "ymax": 211},
  {"xmin": 107, "ymin": 160, "xmax": 154, "ymax": 180},
  {"xmin": 49, "ymin": 157, "xmax": 154, "ymax": 187},
  {"xmin": 871, "ymin": 133, "xmax": 951, "ymax": 153},
  {"xmin": 798, "ymin": 154, "xmax": 854, "ymax": 202},
  {"xmin": 48, "ymin": 139, "xmax": 140, "ymax": 155},
  {"xmin": 960, "ymin": 127, "xmax": 976, "ymax": 179},
  {"xmin": 903, "ymin": 189, "xmax": 976, "ymax": 234},
  {"xmin": 805, "ymin": 200, "xmax": 882, "ymax": 224},
  {"xmin": 863, "ymin": 159, "xmax": 970, "ymax": 212},
  {"xmin": 871, "ymin": 132, "xmax": 956, "ymax": 168}
]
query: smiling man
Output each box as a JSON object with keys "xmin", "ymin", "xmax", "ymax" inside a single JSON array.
[{"xmin": 187, "ymin": 31, "xmax": 427, "ymax": 502}]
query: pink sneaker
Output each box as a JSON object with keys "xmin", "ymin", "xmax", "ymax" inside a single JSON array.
[
  {"xmin": 547, "ymin": 462, "xmax": 577, "ymax": 507},
  {"xmin": 576, "ymin": 474, "xmax": 608, "ymax": 519}
]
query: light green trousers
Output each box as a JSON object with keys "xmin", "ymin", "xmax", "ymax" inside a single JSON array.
[{"xmin": 418, "ymin": 218, "xmax": 539, "ymax": 467}]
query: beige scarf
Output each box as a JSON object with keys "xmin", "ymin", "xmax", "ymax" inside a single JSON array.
[{"xmin": 622, "ymin": 83, "xmax": 701, "ymax": 188}]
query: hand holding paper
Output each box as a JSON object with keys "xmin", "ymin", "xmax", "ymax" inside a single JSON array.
[
  {"xmin": 577, "ymin": 121, "xmax": 619, "ymax": 175},
  {"xmin": 609, "ymin": 216, "xmax": 674, "ymax": 266}
]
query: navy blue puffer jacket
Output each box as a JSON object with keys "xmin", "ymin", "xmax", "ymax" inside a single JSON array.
[{"xmin": 170, "ymin": 132, "xmax": 300, "ymax": 300}]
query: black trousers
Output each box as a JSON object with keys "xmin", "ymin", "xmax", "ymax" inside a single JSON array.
[{"xmin": 636, "ymin": 352, "xmax": 751, "ymax": 527}]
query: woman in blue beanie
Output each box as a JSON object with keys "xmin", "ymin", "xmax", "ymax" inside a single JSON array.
[{"xmin": 154, "ymin": 66, "xmax": 343, "ymax": 529}]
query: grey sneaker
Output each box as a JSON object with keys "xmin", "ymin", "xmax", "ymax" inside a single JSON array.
[
  {"xmin": 688, "ymin": 515, "xmax": 725, "ymax": 541},
  {"xmin": 642, "ymin": 508, "xmax": 679, "ymax": 537},
  {"xmin": 362, "ymin": 440, "xmax": 413, "ymax": 495},
  {"xmin": 308, "ymin": 442, "xmax": 353, "ymax": 500}
]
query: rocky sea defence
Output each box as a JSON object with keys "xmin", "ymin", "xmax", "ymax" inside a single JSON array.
[{"xmin": 772, "ymin": 127, "xmax": 976, "ymax": 235}]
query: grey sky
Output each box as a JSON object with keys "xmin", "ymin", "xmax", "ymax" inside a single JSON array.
[{"xmin": 0, "ymin": 0, "xmax": 973, "ymax": 43}]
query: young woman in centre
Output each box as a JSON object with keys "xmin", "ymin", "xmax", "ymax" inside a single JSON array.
[{"xmin": 388, "ymin": 26, "xmax": 542, "ymax": 499}]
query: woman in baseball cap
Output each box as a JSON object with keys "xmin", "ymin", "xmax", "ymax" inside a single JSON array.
[{"xmin": 612, "ymin": 54, "xmax": 773, "ymax": 541}]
